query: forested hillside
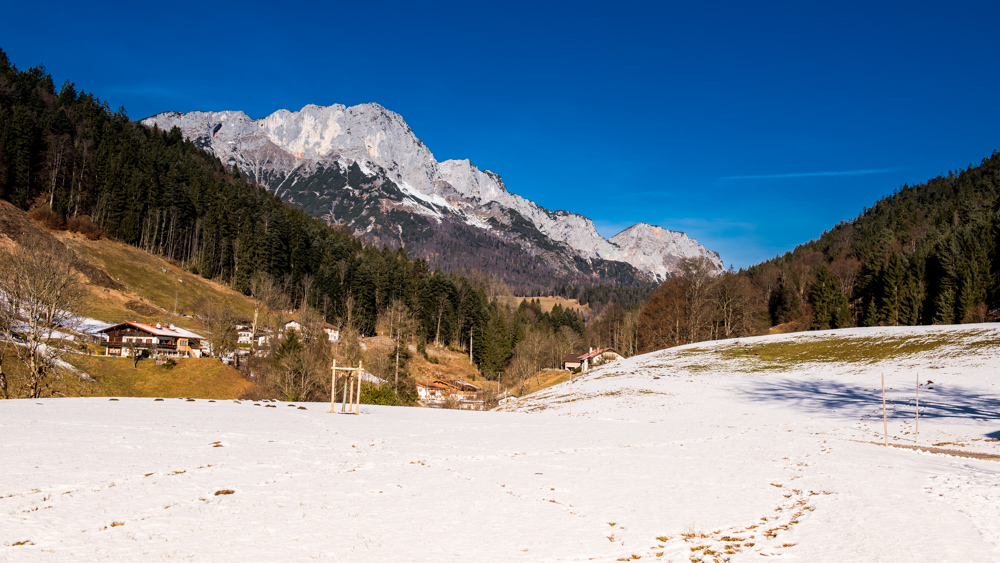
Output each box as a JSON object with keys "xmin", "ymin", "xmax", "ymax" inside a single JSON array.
[
  {"xmin": 638, "ymin": 152, "xmax": 1000, "ymax": 353},
  {"xmin": 0, "ymin": 49, "xmax": 606, "ymax": 397}
]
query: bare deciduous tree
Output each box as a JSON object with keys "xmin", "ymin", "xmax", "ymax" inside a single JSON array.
[
  {"xmin": 0, "ymin": 236, "xmax": 86, "ymax": 398},
  {"xmin": 554, "ymin": 326, "xmax": 582, "ymax": 369},
  {"xmin": 249, "ymin": 272, "xmax": 289, "ymax": 351},
  {"xmin": 382, "ymin": 299, "xmax": 416, "ymax": 391},
  {"xmin": 788, "ymin": 250, "xmax": 824, "ymax": 304},
  {"xmin": 504, "ymin": 349, "xmax": 535, "ymax": 395},
  {"xmin": 715, "ymin": 273, "xmax": 762, "ymax": 339},
  {"xmin": 751, "ymin": 264, "xmax": 781, "ymax": 312},
  {"xmin": 679, "ymin": 257, "xmax": 718, "ymax": 343},
  {"xmin": 829, "ymin": 256, "xmax": 861, "ymax": 297},
  {"xmin": 198, "ymin": 299, "xmax": 238, "ymax": 360}
]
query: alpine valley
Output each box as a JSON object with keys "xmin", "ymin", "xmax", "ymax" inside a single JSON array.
[{"xmin": 143, "ymin": 104, "xmax": 723, "ymax": 289}]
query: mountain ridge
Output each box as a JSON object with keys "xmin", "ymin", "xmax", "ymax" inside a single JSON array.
[{"xmin": 143, "ymin": 103, "xmax": 723, "ymax": 287}]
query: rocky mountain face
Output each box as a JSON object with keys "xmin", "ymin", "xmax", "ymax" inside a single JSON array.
[{"xmin": 142, "ymin": 104, "xmax": 723, "ymax": 288}]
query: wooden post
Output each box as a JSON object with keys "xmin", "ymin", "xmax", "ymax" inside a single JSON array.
[
  {"xmin": 342, "ymin": 376, "xmax": 349, "ymax": 413},
  {"xmin": 882, "ymin": 373, "xmax": 888, "ymax": 447},
  {"xmin": 915, "ymin": 373, "xmax": 920, "ymax": 443},
  {"xmin": 330, "ymin": 359, "xmax": 337, "ymax": 413},
  {"xmin": 569, "ymin": 367, "xmax": 573, "ymax": 418},
  {"xmin": 355, "ymin": 362, "xmax": 363, "ymax": 415}
]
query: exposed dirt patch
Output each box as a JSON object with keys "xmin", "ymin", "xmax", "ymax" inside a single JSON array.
[{"xmin": 860, "ymin": 441, "xmax": 1000, "ymax": 462}]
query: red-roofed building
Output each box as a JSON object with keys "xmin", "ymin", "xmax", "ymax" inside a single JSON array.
[
  {"xmin": 562, "ymin": 348, "xmax": 623, "ymax": 372},
  {"xmin": 417, "ymin": 379, "xmax": 485, "ymax": 410},
  {"xmin": 96, "ymin": 322, "xmax": 205, "ymax": 358}
]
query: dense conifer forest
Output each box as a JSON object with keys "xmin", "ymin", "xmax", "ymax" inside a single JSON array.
[{"xmin": 637, "ymin": 152, "xmax": 1000, "ymax": 352}]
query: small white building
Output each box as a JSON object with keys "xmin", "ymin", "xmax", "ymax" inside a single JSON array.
[
  {"xmin": 562, "ymin": 348, "xmax": 623, "ymax": 372},
  {"xmin": 236, "ymin": 327, "xmax": 267, "ymax": 347},
  {"xmin": 282, "ymin": 320, "xmax": 339, "ymax": 342}
]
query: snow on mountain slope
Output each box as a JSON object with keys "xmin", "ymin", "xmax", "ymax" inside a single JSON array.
[
  {"xmin": 3, "ymin": 325, "xmax": 998, "ymax": 561},
  {"xmin": 143, "ymin": 104, "xmax": 722, "ymax": 281}
]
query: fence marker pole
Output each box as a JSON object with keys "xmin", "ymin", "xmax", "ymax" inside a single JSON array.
[
  {"xmin": 915, "ymin": 373, "xmax": 920, "ymax": 443},
  {"xmin": 882, "ymin": 373, "xmax": 888, "ymax": 447},
  {"xmin": 330, "ymin": 359, "xmax": 337, "ymax": 413}
]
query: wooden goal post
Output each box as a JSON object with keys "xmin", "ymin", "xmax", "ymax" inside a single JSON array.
[{"xmin": 330, "ymin": 359, "xmax": 365, "ymax": 415}]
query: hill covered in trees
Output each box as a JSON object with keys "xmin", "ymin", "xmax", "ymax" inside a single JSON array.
[
  {"xmin": 638, "ymin": 151, "xmax": 1000, "ymax": 352},
  {"xmin": 0, "ymin": 49, "xmax": 606, "ymax": 399}
]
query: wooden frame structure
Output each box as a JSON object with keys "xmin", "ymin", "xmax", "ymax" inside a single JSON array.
[{"xmin": 330, "ymin": 359, "xmax": 365, "ymax": 415}]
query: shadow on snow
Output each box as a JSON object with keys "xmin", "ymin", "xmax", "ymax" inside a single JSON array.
[{"xmin": 740, "ymin": 378, "xmax": 1000, "ymax": 438}]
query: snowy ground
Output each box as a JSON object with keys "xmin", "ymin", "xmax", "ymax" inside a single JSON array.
[{"xmin": 2, "ymin": 324, "xmax": 999, "ymax": 561}]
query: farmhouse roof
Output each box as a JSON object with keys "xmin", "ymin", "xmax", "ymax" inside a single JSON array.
[
  {"xmin": 431, "ymin": 379, "xmax": 481, "ymax": 392},
  {"xmin": 565, "ymin": 348, "xmax": 617, "ymax": 363},
  {"xmin": 97, "ymin": 322, "xmax": 204, "ymax": 340}
]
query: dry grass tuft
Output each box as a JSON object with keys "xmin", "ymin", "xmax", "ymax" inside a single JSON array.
[{"xmin": 66, "ymin": 356, "xmax": 252, "ymax": 400}]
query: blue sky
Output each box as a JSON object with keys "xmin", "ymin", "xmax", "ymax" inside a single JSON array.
[{"xmin": 4, "ymin": 1, "xmax": 999, "ymax": 268}]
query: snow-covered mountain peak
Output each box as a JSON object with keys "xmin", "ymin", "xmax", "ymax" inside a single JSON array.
[{"xmin": 142, "ymin": 103, "xmax": 724, "ymax": 283}]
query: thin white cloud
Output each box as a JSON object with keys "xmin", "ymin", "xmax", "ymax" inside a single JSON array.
[{"xmin": 722, "ymin": 167, "xmax": 902, "ymax": 180}]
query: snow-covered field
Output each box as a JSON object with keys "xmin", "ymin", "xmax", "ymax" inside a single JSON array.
[{"xmin": 2, "ymin": 324, "xmax": 999, "ymax": 561}]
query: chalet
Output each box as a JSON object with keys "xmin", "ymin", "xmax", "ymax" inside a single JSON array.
[
  {"xmin": 319, "ymin": 322, "xmax": 340, "ymax": 343},
  {"xmin": 281, "ymin": 320, "xmax": 340, "ymax": 342},
  {"xmin": 416, "ymin": 379, "xmax": 485, "ymax": 410},
  {"xmin": 562, "ymin": 347, "xmax": 623, "ymax": 372},
  {"xmin": 97, "ymin": 322, "xmax": 205, "ymax": 358},
  {"xmin": 236, "ymin": 324, "xmax": 268, "ymax": 347}
]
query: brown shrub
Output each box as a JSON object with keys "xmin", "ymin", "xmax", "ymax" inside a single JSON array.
[
  {"xmin": 66, "ymin": 215, "xmax": 102, "ymax": 240},
  {"xmin": 28, "ymin": 204, "xmax": 65, "ymax": 230},
  {"xmin": 125, "ymin": 299, "xmax": 160, "ymax": 316},
  {"xmin": 237, "ymin": 382, "xmax": 279, "ymax": 401},
  {"xmin": 963, "ymin": 302, "xmax": 987, "ymax": 324}
]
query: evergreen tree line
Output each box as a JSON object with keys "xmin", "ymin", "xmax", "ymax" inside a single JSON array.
[
  {"xmin": 751, "ymin": 153, "xmax": 1000, "ymax": 328},
  {"xmin": 544, "ymin": 283, "xmax": 655, "ymax": 316},
  {"xmin": 638, "ymin": 151, "xmax": 1000, "ymax": 353}
]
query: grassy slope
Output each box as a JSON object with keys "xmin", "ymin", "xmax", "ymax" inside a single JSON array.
[
  {"xmin": 66, "ymin": 355, "xmax": 252, "ymax": 399},
  {"xmin": 361, "ymin": 336, "xmax": 484, "ymax": 385},
  {"xmin": 0, "ymin": 203, "xmax": 259, "ymax": 399},
  {"xmin": 703, "ymin": 328, "xmax": 1000, "ymax": 370},
  {"xmin": 517, "ymin": 369, "xmax": 575, "ymax": 396},
  {"xmin": 57, "ymin": 231, "xmax": 255, "ymax": 330},
  {"xmin": 500, "ymin": 295, "xmax": 590, "ymax": 315},
  {"xmin": 57, "ymin": 231, "xmax": 258, "ymax": 398}
]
